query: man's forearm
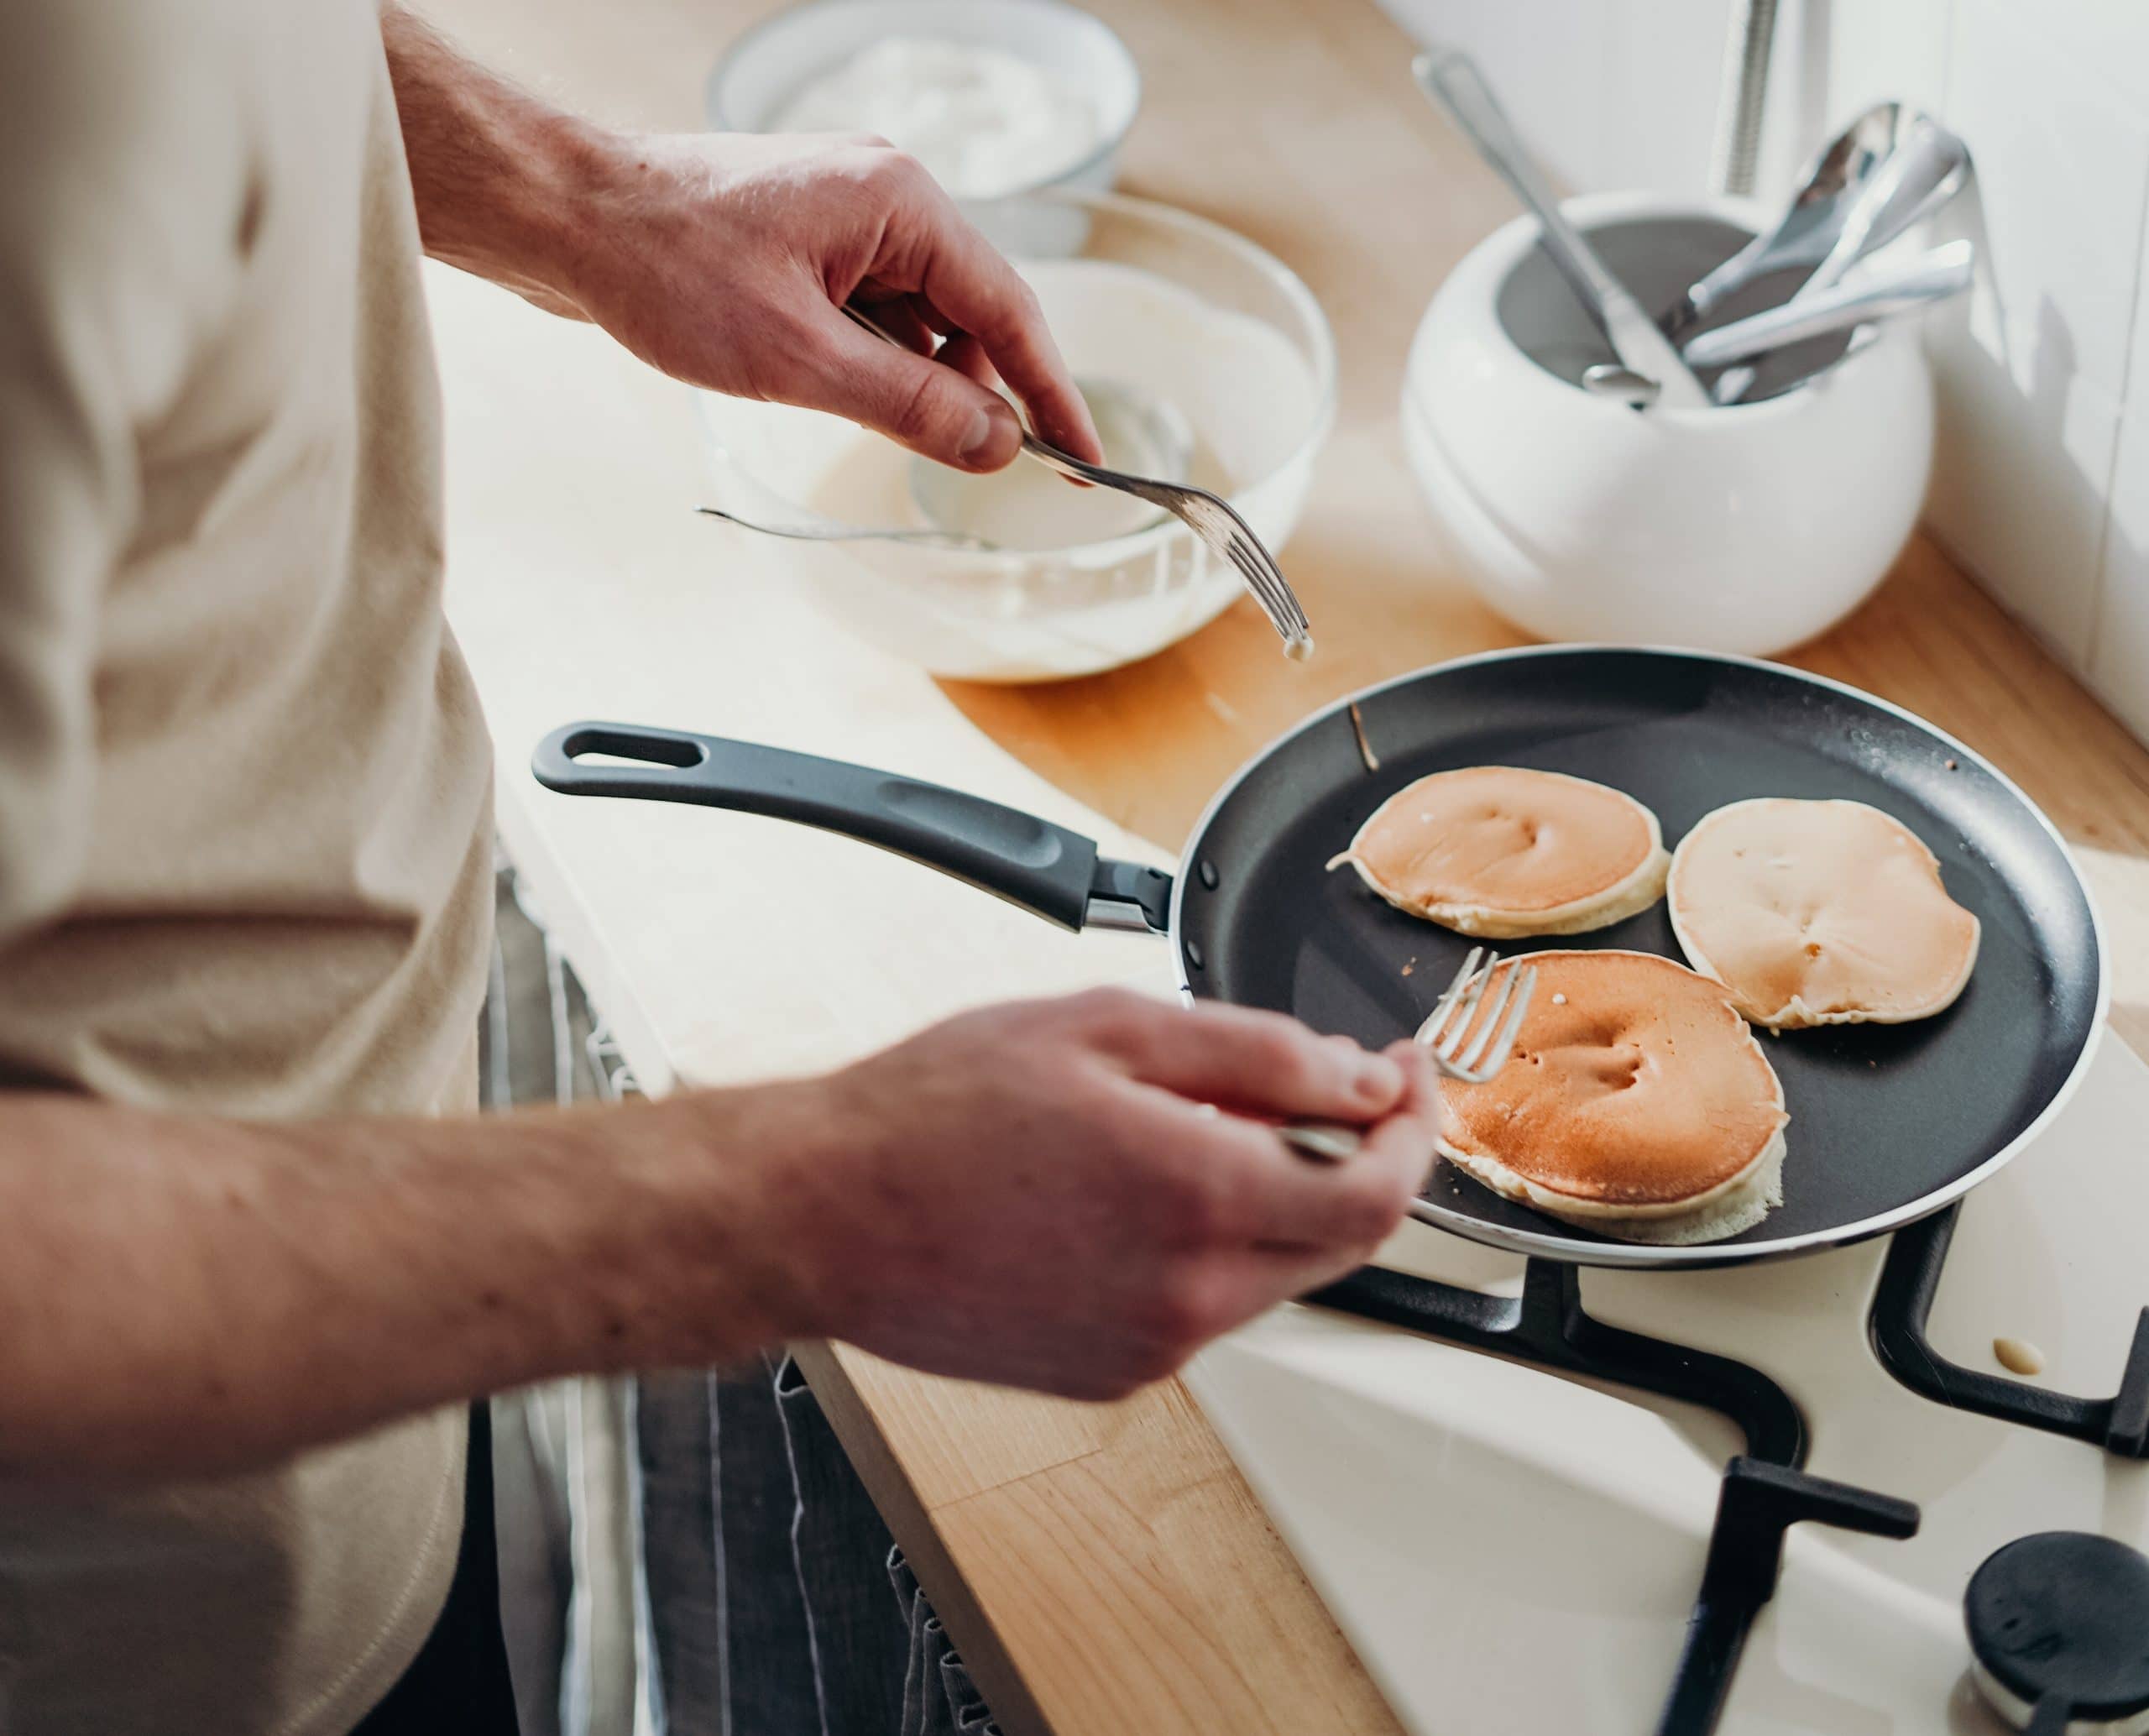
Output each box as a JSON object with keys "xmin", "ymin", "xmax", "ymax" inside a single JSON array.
[
  {"xmin": 379, "ymin": 3, "xmax": 1106, "ymax": 468},
  {"xmin": 0, "ymin": 1085, "xmax": 826, "ymax": 1485},
  {"xmin": 380, "ymin": 3, "xmax": 607, "ymax": 310}
]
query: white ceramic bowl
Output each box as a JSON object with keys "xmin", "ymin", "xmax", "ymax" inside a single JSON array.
[
  {"xmin": 706, "ymin": 0, "xmax": 1141, "ymax": 198},
  {"xmin": 696, "ymin": 190, "xmax": 1336, "ymax": 682},
  {"xmin": 1401, "ymin": 191, "xmax": 1935, "ymax": 657}
]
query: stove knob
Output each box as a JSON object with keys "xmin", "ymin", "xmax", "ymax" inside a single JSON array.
[{"xmin": 1965, "ymin": 1531, "xmax": 2149, "ymax": 1734}]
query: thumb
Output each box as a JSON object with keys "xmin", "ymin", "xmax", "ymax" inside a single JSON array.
[{"xmin": 802, "ymin": 310, "xmax": 1024, "ymax": 472}]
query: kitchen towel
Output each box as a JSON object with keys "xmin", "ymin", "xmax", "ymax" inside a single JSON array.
[
  {"xmin": 889, "ymin": 1552, "xmax": 1000, "ymax": 1736},
  {"xmin": 493, "ymin": 853, "xmax": 993, "ymax": 1736},
  {"xmin": 639, "ymin": 1360, "xmax": 999, "ymax": 1736},
  {"xmin": 776, "ymin": 1353, "xmax": 912, "ymax": 1735},
  {"xmin": 484, "ymin": 862, "xmax": 647, "ymax": 1736}
]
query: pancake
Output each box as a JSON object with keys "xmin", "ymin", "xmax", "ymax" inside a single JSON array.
[
  {"xmin": 1331, "ymin": 767, "xmax": 1669, "ymax": 938},
  {"xmin": 1668, "ymin": 797, "xmax": 1980, "ymax": 1030},
  {"xmin": 1435, "ymin": 950, "xmax": 1789, "ymax": 1245}
]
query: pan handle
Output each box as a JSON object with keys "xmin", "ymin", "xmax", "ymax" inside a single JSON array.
[{"xmin": 531, "ymin": 722, "xmax": 1174, "ymax": 935}]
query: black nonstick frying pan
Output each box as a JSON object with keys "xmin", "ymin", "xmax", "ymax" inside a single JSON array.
[{"xmin": 531, "ymin": 645, "xmax": 2107, "ymax": 1270}]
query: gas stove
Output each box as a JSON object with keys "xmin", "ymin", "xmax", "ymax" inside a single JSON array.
[{"xmin": 1189, "ymin": 1036, "xmax": 2149, "ymax": 1733}]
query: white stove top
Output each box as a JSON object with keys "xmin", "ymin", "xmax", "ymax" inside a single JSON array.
[{"xmin": 1190, "ymin": 1034, "xmax": 2149, "ymax": 1733}]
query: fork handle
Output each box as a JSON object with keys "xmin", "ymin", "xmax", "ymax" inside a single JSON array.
[
  {"xmin": 1278, "ymin": 1122, "xmax": 1367, "ymax": 1163},
  {"xmin": 1017, "ymin": 432, "xmax": 1112, "ymax": 484}
]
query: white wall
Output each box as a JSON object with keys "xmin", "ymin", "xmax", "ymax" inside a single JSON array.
[
  {"xmin": 1375, "ymin": 0, "xmax": 1825, "ymax": 199},
  {"xmin": 1379, "ymin": 0, "xmax": 2149, "ymax": 743}
]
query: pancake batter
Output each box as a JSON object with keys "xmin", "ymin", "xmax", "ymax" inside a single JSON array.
[{"xmin": 1668, "ymin": 797, "xmax": 1980, "ymax": 1029}]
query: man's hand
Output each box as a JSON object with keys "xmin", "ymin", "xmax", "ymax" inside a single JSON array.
[
  {"xmin": 0, "ymin": 990, "xmax": 1435, "ymax": 1482},
  {"xmin": 552, "ymin": 133, "xmax": 1103, "ymax": 473},
  {"xmin": 384, "ymin": 8, "xmax": 1101, "ymax": 473},
  {"xmin": 767, "ymin": 990, "xmax": 1441, "ymax": 1401}
]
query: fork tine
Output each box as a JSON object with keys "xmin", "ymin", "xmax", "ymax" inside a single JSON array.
[
  {"xmin": 1167, "ymin": 491, "xmax": 1310, "ymax": 651},
  {"xmin": 1233, "ymin": 540, "xmax": 1308, "ymax": 638},
  {"xmin": 1203, "ymin": 505, "xmax": 1305, "ymax": 630},
  {"xmin": 1447, "ymin": 944, "xmax": 1488, "ymax": 996},
  {"xmin": 1208, "ymin": 524, "xmax": 1264, "ymax": 591},
  {"xmin": 1414, "ymin": 946, "xmax": 1484, "ymax": 1047},
  {"xmin": 1234, "ymin": 531, "xmax": 1307, "ymax": 630},
  {"xmin": 1226, "ymin": 551, "xmax": 1305, "ymax": 649},
  {"xmin": 1228, "ymin": 515, "xmax": 1306, "ymax": 614},
  {"xmin": 1224, "ymin": 528, "xmax": 1289, "ymax": 599},
  {"xmin": 1217, "ymin": 535, "xmax": 1274, "ymax": 600},
  {"xmin": 1221, "ymin": 538, "xmax": 1294, "ymax": 625},
  {"xmin": 1477, "ymin": 965, "xmax": 1537, "ymax": 1079},
  {"xmin": 1454, "ymin": 959, "xmax": 1524, "ymax": 1075},
  {"xmin": 1429, "ymin": 953, "xmax": 1495, "ymax": 1064}
]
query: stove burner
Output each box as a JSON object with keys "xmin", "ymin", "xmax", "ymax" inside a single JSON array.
[
  {"xmin": 1967, "ymin": 1533, "xmax": 2149, "ymax": 1735},
  {"xmin": 1871, "ymin": 1205, "xmax": 2149, "ymax": 1459},
  {"xmin": 1310, "ymin": 1260, "xmax": 1919, "ymax": 1736}
]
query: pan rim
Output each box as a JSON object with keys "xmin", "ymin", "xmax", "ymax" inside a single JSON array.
[{"xmin": 1167, "ymin": 641, "xmax": 2111, "ymax": 1269}]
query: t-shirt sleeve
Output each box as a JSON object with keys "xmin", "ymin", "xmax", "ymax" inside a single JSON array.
[{"xmin": 0, "ymin": 1, "xmax": 245, "ymax": 944}]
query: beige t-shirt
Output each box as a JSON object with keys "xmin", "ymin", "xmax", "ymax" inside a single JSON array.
[{"xmin": 0, "ymin": 1, "xmax": 495, "ymax": 1731}]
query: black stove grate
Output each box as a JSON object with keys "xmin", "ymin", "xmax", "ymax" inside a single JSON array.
[
  {"xmin": 1308, "ymin": 1259, "xmax": 1920, "ymax": 1736},
  {"xmin": 1303, "ymin": 1190, "xmax": 2149, "ymax": 1729},
  {"xmin": 1312, "ymin": 1259, "xmax": 1807, "ymax": 1461},
  {"xmin": 1869, "ymin": 1202, "xmax": 2149, "ymax": 1458}
]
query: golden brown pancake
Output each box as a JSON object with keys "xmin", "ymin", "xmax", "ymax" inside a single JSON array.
[
  {"xmin": 1668, "ymin": 798, "xmax": 1980, "ymax": 1030},
  {"xmin": 1436, "ymin": 950, "xmax": 1789, "ymax": 1245},
  {"xmin": 1331, "ymin": 767, "xmax": 1668, "ymax": 938}
]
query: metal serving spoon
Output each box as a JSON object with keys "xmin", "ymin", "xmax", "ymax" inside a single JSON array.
[
  {"xmin": 1412, "ymin": 46, "xmax": 1711, "ymax": 410},
  {"xmin": 1712, "ymin": 112, "xmax": 1971, "ymax": 404},
  {"xmin": 1659, "ymin": 102, "xmax": 1913, "ymax": 341}
]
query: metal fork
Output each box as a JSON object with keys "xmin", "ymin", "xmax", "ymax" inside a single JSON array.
[
  {"xmin": 840, "ymin": 306, "xmax": 1315, "ymax": 658},
  {"xmin": 1278, "ymin": 947, "xmax": 1540, "ymax": 1163}
]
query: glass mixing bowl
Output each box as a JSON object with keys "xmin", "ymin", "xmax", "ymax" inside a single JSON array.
[{"xmin": 695, "ymin": 190, "xmax": 1336, "ymax": 682}]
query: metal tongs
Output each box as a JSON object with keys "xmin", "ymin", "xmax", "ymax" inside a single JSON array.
[{"xmin": 842, "ymin": 305, "xmax": 1315, "ymax": 660}]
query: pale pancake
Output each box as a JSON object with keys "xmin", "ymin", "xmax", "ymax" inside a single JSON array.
[
  {"xmin": 1331, "ymin": 767, "xmax": 1669, "ymax": 938},
  {"xmin": 1668, "ymin": 797, "xmax": 1980, "ymax": 1030},
  {"xmin": 1436, "ymin": 950, "xmax": 1789, "ymax": 1246}
]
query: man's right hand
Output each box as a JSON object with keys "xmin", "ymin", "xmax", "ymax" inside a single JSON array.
[
  {"xmin": 764, "ymin": 989, "xmax": 1441, "ymax": 1402},
  {"xmin": 0, "ymin": 989, "xmax": 1435, "ymax": 1482}
]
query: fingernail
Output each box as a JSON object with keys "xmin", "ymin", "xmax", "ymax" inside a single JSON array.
[
  {"xmin": 959, "ymin": 403, "xmax": 1015, "ymax": 464},
  {"xmin": 1353, "ymin": 1054, "xmax": 1404, "ymax": 1105}
]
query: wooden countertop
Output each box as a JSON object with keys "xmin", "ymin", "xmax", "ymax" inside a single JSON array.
[{"xmin": 426, "ymin": 0, "xmax": 2149, "ymax": 1729}]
